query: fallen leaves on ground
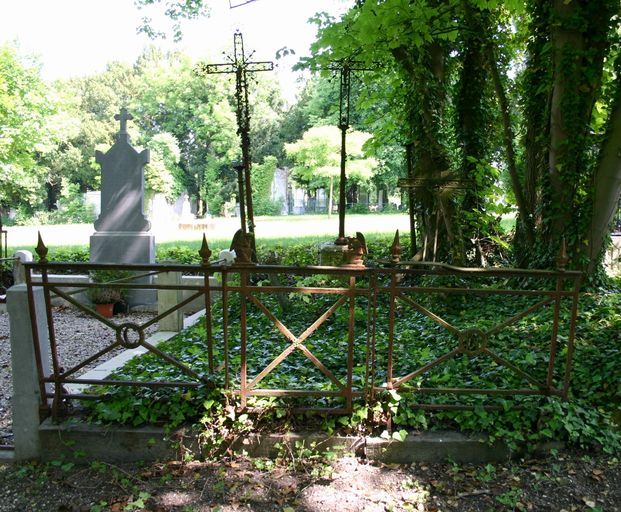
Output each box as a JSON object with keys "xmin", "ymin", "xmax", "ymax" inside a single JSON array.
[{"xmin": 0, "ymin": 449, "xmax": 619, "ymax": 511}]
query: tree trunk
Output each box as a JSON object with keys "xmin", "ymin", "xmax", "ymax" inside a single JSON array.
[
  {"xmin": 545, "ymin": 0, "xmax": 614, "ymax": 269},
  {"xmin": 587, "ymin": 84, "xmax": 621, "ymax": 272},
  {"xmin": 485, "ymin": 42, "xmax": 534, "ymax": 246}
]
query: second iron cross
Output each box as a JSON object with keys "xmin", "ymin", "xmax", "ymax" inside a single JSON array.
[
  {"xmin": 197, "ymin": 31, "xmax": 273, "ymax": 252},
  {"xmin": 328, "ymin": 59, "xmax": 373, "ymax": 245}
]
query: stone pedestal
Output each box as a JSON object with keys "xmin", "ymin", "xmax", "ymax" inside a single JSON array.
[
  {"xmin": 157, "ymin": 270, "xmax": 182, "ymax": 332},
  {"xmin": 90, "ymin": 232, "xmax": 156, "ymax": 307},
  {"xmin": 7, "ymin": 284, "xmax": 51, "ymax": 460},
  {"xmin": 90, "ymin": 232, "xmax": 155, "ymax": 264}
]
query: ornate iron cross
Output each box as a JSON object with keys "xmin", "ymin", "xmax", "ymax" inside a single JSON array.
[
  {"xmin": 398, "ymin": 164, "xmax": 474, "ymax": 258},
  {"xmin": 327, "ymin": 59, "xmax": 374, "ymax": 245},
  {"xmin": 197, "ymin": 31, "xmax": 273, "ymax": 245}
]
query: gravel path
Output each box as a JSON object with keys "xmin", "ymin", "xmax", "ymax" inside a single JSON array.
[{"xmin": 0, "ymin": 306, "xmax": 158, "ymax": 447}]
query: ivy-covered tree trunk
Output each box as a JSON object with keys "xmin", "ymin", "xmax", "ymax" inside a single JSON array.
[
  {"xmin": 512, "ymin": 0, "xmax": 618, "ymax": 272},
  {"xmin": 394, "ymin": 41, "xmax": 464, "ymax": 263},
  {"xmin": 514, "ymin": 0, "xmax": 551, "ymax": 265},
  {"xmin": 588, "ymin": 83, "xmax": 621, "ymax": 272}
]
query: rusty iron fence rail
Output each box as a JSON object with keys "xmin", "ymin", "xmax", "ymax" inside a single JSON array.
[{"xmin": 23, "ymin": 240, "xmax": 582, "ymax": 422}]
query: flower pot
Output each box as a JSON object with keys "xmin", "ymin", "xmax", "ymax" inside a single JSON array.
[{"xmin": 95, "ymin": 303, "xmax": 114, "ymax": 318}]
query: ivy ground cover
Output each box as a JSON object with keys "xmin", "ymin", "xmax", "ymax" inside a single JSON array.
[{"xmin": 84, "ymin": 269, "xmax": 621, "ymax": 454}]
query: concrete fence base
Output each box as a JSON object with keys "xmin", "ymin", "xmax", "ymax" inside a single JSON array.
[{"xmin": 38, "ymin": 419, "xmax": 521, "ymax": 464}]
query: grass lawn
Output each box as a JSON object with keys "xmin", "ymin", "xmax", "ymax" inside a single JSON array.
[{"xmin": 6, "ymin": 213, "xmax": 412, "ymax": 255}]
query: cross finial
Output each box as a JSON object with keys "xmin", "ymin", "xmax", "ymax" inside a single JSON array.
[{"xmin": 115, "ymin": 107, "xmax": 133, "ymax": 135}]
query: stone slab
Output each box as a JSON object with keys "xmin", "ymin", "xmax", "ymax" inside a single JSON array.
[
  {"xmin": 0, "ymin": 450, "xmax": 15, "ymax": 462},
  {"xmin": 90, "ymin": 232, "xmax": 156, "ymax": 306},
  {"xmin": 38, "ymin": 422, "xmax": 514, "ymax": 464},
  {"xmin": 39, "ymin": 420, "xmax": 178, "ymax": 463},
  {"xmin": 365, "ymin": 430, "xmax": 512, "ymax": 463}
]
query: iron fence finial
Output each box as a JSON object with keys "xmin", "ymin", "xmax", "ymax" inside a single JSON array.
[
  {"xmin": 36, "ymin": 232, "xmax": 48, "ymax": 263},
  {"xmin": 199, "ymin": 234, "xmax": 212, "ymax": 265}
]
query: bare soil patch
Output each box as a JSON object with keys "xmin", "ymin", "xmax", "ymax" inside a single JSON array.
[{"xmin": 0, "ymin": 449, "xmax": 618, "ymax": 511}]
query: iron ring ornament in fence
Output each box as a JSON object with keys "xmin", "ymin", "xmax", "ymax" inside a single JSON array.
[
  {"xmin": 23, "ymin": 234, "xmax": 582, "ymax": 421},
  {"xmin": 116, "ymin": 322, "xmax": 143, "ymax": 349}
]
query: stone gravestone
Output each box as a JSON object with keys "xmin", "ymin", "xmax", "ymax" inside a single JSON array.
[
  {"xmin": 90, "ymin": 108, "xmax": 155, "ymax": 306},
  {"xmin": 271, "ymin": 168, "xmax": 289, "ymax": 215},
  {"xmin": 292, "ymin": 187, "xmax": 306, "ymax": 214}
]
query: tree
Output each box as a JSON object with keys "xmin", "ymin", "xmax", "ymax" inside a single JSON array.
[
  {"xmin": 285, "ymin": 125, "xmax": 378, "ymax": 216},
  {"xmin": 0, "ymin": 44, "xmax": 53, "ymax": 213},
  {"xmin": 306, "ymin": 0, "xmax": 621, "ymax": 273},
  {"xmin": 143, "ymin": 132, "xmax": 182, "ymax": 201},
  {"xmin": 52, "ymin": 62, "xmax": 142, "ymax": 196},
  {"xmin": 133, "ymin": 48, "xmax": 238, "ymax": 215}
]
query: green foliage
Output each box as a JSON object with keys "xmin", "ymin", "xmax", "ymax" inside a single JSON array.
[
  {"xmin": 285, "ymin": 125, "xmax": 378, "ymax": 191},
  {"xmin": 303, "ymin": 0, "xmax": 621, "ymax": 273},
  {"xmin": 11, "ymin": 182, "xmax": 98, "ymax": 226},
  {"xmin": 133, "ymin": 49, "xmax": 238, "ymax": 216},
  {"xmin": 143, "ymin": 132, "xmax": 182, "ymax": 200},
  {"xmin": 46, "ymin": 246, "xmax": 90, "ymax": 263},
  {"xmin": 0, "ymin": 43, "xmax": 52, "ymax": 211},
  {"xmin": 134, "ymin": 0, "xmax": 210, "ymax": 42},
  {"xmin": 251, "ymin": 156, "xmax": 282, "ymax": 216},
  {"xmin": 157, "ymin": 245, "xmax": 202, "ymax": 265},
  {"xmin": 88, "ymin": 269, "xmax": 134, "ymax": 303}
]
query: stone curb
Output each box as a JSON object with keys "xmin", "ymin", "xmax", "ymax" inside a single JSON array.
[
  {"xmin": 38, "ymin": 419, "xmax": 521, "ymax": 464},
  {"xmin": 0, "ymin": 450, "xmax": 15, "ymax": 462}
]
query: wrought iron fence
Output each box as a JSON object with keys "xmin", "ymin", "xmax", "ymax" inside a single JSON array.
[{"xmin": 23, "ymin": 238, "xmax": 582, "ymax": 422}]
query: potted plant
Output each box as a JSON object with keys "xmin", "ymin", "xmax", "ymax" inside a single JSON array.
[{"xmin": 88, "ymin": 269, "xmax": 131, "ymax": 318}]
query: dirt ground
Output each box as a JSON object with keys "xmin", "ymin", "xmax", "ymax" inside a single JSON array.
[{"xmin": 0, "ymin": 449, "xmax": 619, "ymax": 512}]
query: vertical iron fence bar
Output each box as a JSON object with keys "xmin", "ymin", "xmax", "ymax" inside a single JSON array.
[
  {"xmin": 39, "ymin": 261, "xmax": 64, "ymax": 418},
  {"xmin": 546, "ymin": 275, "xmax": 564, "ymax": 390},
  {"xmin": 199, "ymin": 236, "xmax": 214, "ymax": 372},
  {"xmin": 365, "ymin": 271, "xmax": 377, "ymax": 402},
  {"xmin": 223, "ymin": 269, "xmax": 230, "ymax": 389},
  {"xmin": 346, "ymin": 274, "xmax": 356, "ymax": 412},
  {"xmin": 386, "ymin": 270, "xmax": 397, "ymax": 389},
  {"xmin": 24, "ymin": 267, "xmax": 48, "ymax": 411},
  {"xmin": 240, "ymin": 268, "xmax": 248, "ymax": 408},
  {"xmin": 204, "ymin": 272, "xmax": 214, "ymax": 373},
  {"xmin": 562, "ymin": 277, "xmax": 581, "ymax": 399}
]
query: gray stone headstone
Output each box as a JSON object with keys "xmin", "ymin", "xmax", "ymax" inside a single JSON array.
[
  {"xmin": 93, "ymin": 108, "xmax": 150, "ymax": 233},
  {"xmin": 271, "ymin": 167, "xmax": 289, "ymax": 215},
  {"xmin": 90, "ymin": 108, "xmax": 155, "ymax": 307},
  {"xmin": 293, "ymin": 187, "xmax": 306, "ymax": 214}
]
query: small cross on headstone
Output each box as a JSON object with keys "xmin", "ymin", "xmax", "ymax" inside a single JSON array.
[{"xmin": 115, "ymin": 107, "xmax": 133, "ymax": 137}]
